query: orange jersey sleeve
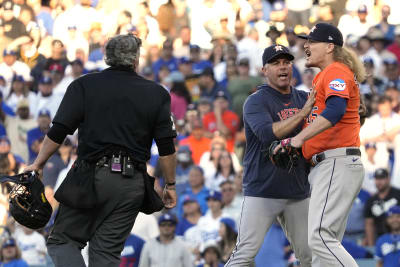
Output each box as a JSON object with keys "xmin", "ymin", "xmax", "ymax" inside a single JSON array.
[{"xmin": 302, "ymin": 62, "xmax": 361, "ymax": 160}]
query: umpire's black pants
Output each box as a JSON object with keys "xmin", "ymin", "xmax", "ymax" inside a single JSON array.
[{"xmin": 47, "ymin": 165, "xmax": 145, "ymax": 267}]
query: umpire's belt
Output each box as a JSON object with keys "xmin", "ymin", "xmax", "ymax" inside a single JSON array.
[{"xmin": 311, "ymin": 147, "xmax": 361, "ymax": 167}]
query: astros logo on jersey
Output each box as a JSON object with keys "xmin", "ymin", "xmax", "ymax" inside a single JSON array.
[{"xmin": 328, "ymin": 79, "xmax": 346, "ymax": 91}]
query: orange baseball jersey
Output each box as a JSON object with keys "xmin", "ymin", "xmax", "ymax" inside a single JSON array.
[{"xmin": 302, "ymin": 62, "xmax": 361, "ymax": 160}]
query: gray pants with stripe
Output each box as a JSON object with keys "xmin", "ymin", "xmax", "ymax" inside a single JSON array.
[
  {"xmin": 225, "ymin": 196, "xmax": 312, "ymax": 267},
  {"xmin": 308, "ymin": 148, "xmax": 364, "ymax": 267}
]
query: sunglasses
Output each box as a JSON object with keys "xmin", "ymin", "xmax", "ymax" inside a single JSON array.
[{"xmin": 160, "ymin": 222, "xmax": 175, "ymax": 227}]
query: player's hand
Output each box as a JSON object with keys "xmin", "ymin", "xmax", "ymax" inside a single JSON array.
[
  {"xmin": 300, "ymin": 87, "xmax": 316, "ymax": 118},
  {"xmin": 162, "ymin": 186, "xmax": 177, "ymax": 209},
  {"xmin": 23, "ymin": 164, "xmax": 43, "ymax": 180}
]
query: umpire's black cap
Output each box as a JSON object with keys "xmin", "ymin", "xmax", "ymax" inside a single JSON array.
[
  {"xmin": 298, "ymin": 23, "xmax": 344, "ymax": 47},
  {"xmin": 262, "ymin": 44, "xmax": 294, "ymax": 66}
]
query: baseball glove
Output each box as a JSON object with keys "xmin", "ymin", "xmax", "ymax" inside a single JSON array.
[
  {"xmin": 268, "ymin": 138, "xmax": 301, "ymax": 172},
  {"xmin": 0, "ymin": 171, "xmax": 52, "ymax": 229}
]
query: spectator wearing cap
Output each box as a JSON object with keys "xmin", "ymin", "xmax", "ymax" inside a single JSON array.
[
  {"xmin": 227, "ymin": 57, "xmax": 263, "ymax": 118},
  {"xmin": 375, "ymin": 205, "xmax": 400, "ymax": 267},
  {"xmin": 220, "ymin": 180, "xmax": 243, "ymax": 225},
  {"xmin": 359, "ymin": 57, "xmax": 385, "ymax": 97},
  {"xmin": 189, "ymin": 45, "xmax": 213, "ymax": 75},
  {"xmin": 218, "ymin": 217, "xmax": 238, "ymax": 264},
  {"xmin": 197, "ymin": 240, "xmax": 224, "ymax": 267},
  {"xmin": 296, "ymin": 68, "xmax": 316, "ymax": 93},
  {"xmin": 368, "ymin": 28, "xmax": 397, "ymax": 76},
  {"xmin": 202, "ymin": 90, "xmax": 239, "ymax": 152},
  {"xmin": 14, "ymin": 226, "xmax": 47, "ymax": 266},
  {"xmin": 265, "ymin": 25, "xmax": 281, "ymax": 45},
  {"xmin": 387, "ymin": 26, "xmax": 400, "ymax": 64},
  {"xmin": 177, "ymin": 165, "xmax": 210, "ymax": 221},
  {"xmin": 176, "ymin": 196, "xmax": 202, "ymax": 236},
  {"xmin": 139, "ymin": 213, "xmax": 194, "ymax": 267},
  {"xmin": 30, "ymin": 75, "xmax": 63, "ymax": 119},
  {"xmin": 191, "ymin": 190, "xmax": 231, "ymax": 246},
  {"xmin": 26, "ymin": 108, "xmax": 51, "ymax": 163},
  {"xmin": 0, "ymin": 48, "xmax": 31, "ymax": 98},
  {"xmin": 198, "ymin": 67, "xmax": 231, "ymax": 103},
  {"xmin": 5, "ymin": 75, "xmax": 36, "ymax": 114},
  {"xmin": 382, "ymin": 58, "xmax": 400, "ymax": 90},
  {"xmin": 152, "ymin": 39, "xmax": 179, "ymax": 82},
  {"xmin": 0, "ymin": 238, "xmax": 28, "ymax": 267},
  {"xmin": 385, "ymin": 82, "xmax": 400, "ymax": 112},
  {"xmin": 364, "ymin": 168, "xmax": 400, "ymax": 246},
  {"xmin": 2, "ymin": 1, "xmax": 27, "ymax": 39},
  {"xmin": 69, "ymin": 59, "xmax": 86, "ymax": 80},
  {"xmin": 179, "ymin": 118, "xmax": 211, "ymax": 165},
  {"xmin": 62, "ymin": 23, "xmax": 89, "ymax": 62},
  {"xmin": 43, "ymin": 138, "xmax": 73, "ymax": 189},
  {"xmin": 47, "ymin": 61, "xmax": 75, "ymax": 97},
  {"xmin": 4, "ymin": 98, "xmax": 37, "ymax": 163}
]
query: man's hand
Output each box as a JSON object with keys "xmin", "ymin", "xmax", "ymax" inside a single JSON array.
[
  {"xmin": 162, "ymin": 186, "xmax": 177, "ymax": 209},
  {"xmin": 23, "ymin": 163, "xmax": 43, "ymax": 180},
  {"xmin": 300, "ymin": 88, "xmax": 316, "ymax": 118}
]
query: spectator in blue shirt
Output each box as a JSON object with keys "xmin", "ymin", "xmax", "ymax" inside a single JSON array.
[
  {"xmin": 120, "ymin": 234, "xmax": 145, "ymax": 267},
  {"xmin": 376, "ymin": 205, "xmax": 400, "ymax": 267},
  {"xmin": 177, "ymin": 165, "xmax": 209, "ymax": 220},
  {"xmin": 198, "ymin": 67, "xmax": 231, "ymax": 103},
  {"xmin": 26, "ymin": 109, "xmax": 51, "ymax": 163},
  {"xmin": 176, "ymin": 197, "xmax": 202, "ymax": 236},
  {"xmin": 152, "ymin": 39, "xmax": 179, "ymax": 82},
  {"xmin": 0, "ymin": 238, "xmax": 28, "ymax": 267},
  {"xmin": 189, "ymin": 45, "xmax": 213, "ymax": 75}
]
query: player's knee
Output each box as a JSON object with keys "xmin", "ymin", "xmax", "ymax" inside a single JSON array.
[{"xmin": 308, "ymin": 231, "xmax": 324, "ymax": 251}]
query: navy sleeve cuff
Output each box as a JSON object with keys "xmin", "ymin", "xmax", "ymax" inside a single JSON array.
[{"xmin": 320, "ymin": 96, "xmax": 347, "ymax": 126}]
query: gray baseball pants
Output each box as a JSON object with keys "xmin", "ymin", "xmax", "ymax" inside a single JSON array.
[
  {"xmin": 308, "ymin": 148, "xmax": 364, "ymax": 267},
  {"xmin": 225, "ymin": 196, "xmax": 312, "ymax": 267}
]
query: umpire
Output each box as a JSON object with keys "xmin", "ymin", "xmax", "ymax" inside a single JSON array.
[{"xmin": 24, "ymin": 33, "xmax": 177, "ymax": 266}]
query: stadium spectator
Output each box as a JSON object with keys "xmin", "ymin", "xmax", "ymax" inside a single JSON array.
[
  {"xmin": 176, "ymin": 197, "xmax": 202, "ymax": 236},
  {"xmin": 0, "ymin": 238, "xmax": 28, "ymax": 267},
  {"xmin": 14, "ymin": 226, "xmax": 47, "ymax": 266},
  {"xmin": 365, "ymin": 168, "xmax": 400, "ymax": 246},
  {"xmin": 26, "ymin": 108, "xmax": 51, "ymax": 163},
  {"xmin": 220, "ymin": 180, "xmax": 243, "ymax": 224},
  {"xmin": 139, "ymin": 214, "xmax": 194, "ymax": 267},
  {"xmin": 218, "ymin": 217, "xmax": 237, "ymax": 263},
  {"xmin": 197, "ymin": 240, "xmax": 224, "ymax": 267}
]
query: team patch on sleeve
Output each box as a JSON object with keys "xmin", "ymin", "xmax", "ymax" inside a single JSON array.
[{"xmin": 328, "ymin": 79, "xmax": 346, "ymax": 91}]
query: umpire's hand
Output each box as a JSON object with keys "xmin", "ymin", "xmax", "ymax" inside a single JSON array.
[{"xmin": 163, "ymin": 185, "xmax": 177, "ymax": 208}]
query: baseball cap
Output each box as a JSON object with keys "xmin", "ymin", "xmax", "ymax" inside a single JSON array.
[
  {"xmin": 298, "ymin": 23, "xmax": 344, "ymax": 47},
  {"xmin": 71, "ymin": 59, "xmax": 83, "ymax": 66},
  {"xmin": 364, "ymin": 143, "xmax": 376, "ymax": 150},
  {"xmin": 238, "ymin": 58, "xmax": 250, "ymax": 66},
  {"xmin": 206, "ymin": 190, "xmax": 222, "ymax": 201},
  {"xmin": 363, "ymin": 57, "xmax": 374, "ymax": 66},
  {"xmin": 266, "ymin": 25, "xmax": 281, "ymax": 38},
  {"xmin": 0, "ymin": 135, "xmax": 10, "ymax": 145},
  {"xmin": 189, "ymin": 44, "xmax": 200, "ymax": 52},
  {"xmin": 39, "ymin": 76, "xmax": 52, "ymax": 85},
  {"xmin": 179, "ymin": 57, "xmax": 192, "ymax": 65},
  {"xmin": 182, "ymin": 195, "xmax": 198, "ymax": 205},
  {"xmin": 383, "ymin": 58, "xmax": 398, "ymax": 66},
  {"xmin": 387, "ymin": 205, "xmax": 400, "ymax": 216},
  {"xmin": 158, "ymin": 213, "xmax": 177, "ymax": 225},
  {"xmin": 215, "ymin": 90, "xmax": 228, "ymax": 100},
  {"xmin": 262, "ymin": 44, "xmax": 294, "ymax": 66},
  {"xmin": 200, "ymin": 67, "xmax": 215, "ymax": 79},
  {"xmin": 177, "ymin": 145, "xmax": 192, "ymax": 162},
  {"xmin": 2, "ymin": 238, "xmax": 16, "ymax": 248},
  {"xmin": 220, "ymin": 217, "xmax": 237, "ymax": 233},
  {"xmin": 357, "ymin": 4, "xmax": 368, "ymax": 13},
  {"xmin": 374, "ymin": 168, "xmax": 389, "ymax": 179},
  {"xmin": 13, "ymin": 75, "xmax": 24, "ymax": 82},
  {"xmin": 3, "ymin": 48, "xmax": 17, "ymax": 57},
  {"xmin": 38, "ymin": 109, "xmax": 51, "ymax": 118}
]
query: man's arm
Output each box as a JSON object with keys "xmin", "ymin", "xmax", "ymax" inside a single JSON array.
[
  {"xmin": 158, "ymin": 153, "xmax": 177, "ymax": 209},
  {"xmin": 365, "ymin": 218, "xmax": 376, "ymax": 246},
  {"xmin": 24, "ymin": 136, "xmax": 61, "ymax": 174},
  {"xmin": 272, "ymin": 89, "xmax": 316, "ymax": 139}
]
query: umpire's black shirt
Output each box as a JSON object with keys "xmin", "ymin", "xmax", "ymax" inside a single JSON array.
[{"xmin": 52, "ymin": 66, "xmax": 177, "ymax": 163}]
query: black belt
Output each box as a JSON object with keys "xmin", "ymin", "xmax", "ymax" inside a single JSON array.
[{"xmin": 312, "ymin": 148, "xmax": 361, "ymax": 166}]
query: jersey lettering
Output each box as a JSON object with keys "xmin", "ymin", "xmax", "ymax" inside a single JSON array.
[
  {"xmin": 277, "ymin": 108, "xmax": 300, "ymax": 121},
  {"xmin": 306, "ymin": 106, "xmax": 319, "ymax": 124}
]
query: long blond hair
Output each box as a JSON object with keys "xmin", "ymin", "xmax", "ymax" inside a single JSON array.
[{"xmin": 333, "ymin": 46, "xmax": 366, "ymax": 83}]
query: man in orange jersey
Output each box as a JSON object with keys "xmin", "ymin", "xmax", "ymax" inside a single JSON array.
[{"xmin": 289, "ymin": 23, "xmax": 366, "ymax": 266}]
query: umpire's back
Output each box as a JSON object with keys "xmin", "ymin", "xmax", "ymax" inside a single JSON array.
[{"xmin": 52, "ymin": 34, "xmax": 176, "ymax": 163}]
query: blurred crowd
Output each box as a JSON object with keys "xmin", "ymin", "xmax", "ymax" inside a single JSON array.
[{"xmin": 0, "ymin": 0, "xmax": 399, "ymax": 266}]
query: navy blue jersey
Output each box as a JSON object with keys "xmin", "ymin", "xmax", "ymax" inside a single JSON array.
[{"xmin": 242, "ymin": 85, "xmax": 310, "ymax": 199}]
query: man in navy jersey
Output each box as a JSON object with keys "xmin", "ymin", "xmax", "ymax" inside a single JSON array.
[{"xmin": 225, "ymin": 45, "xmax": 316, "ymax": 267}]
